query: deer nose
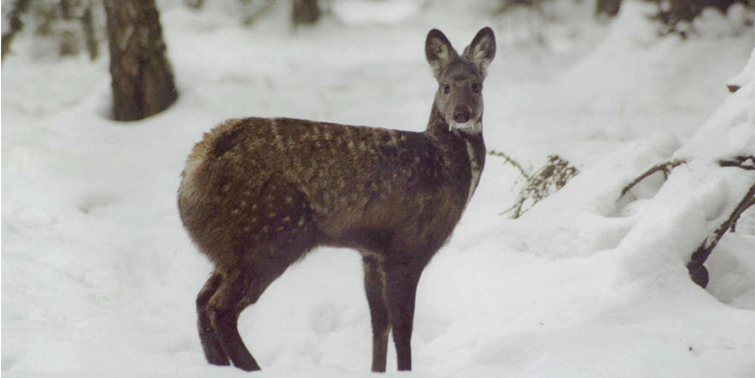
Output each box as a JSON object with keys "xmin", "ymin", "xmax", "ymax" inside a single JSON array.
[{"xmin": 453, "ymin": 109, "xmax": 470, "ymax": 124}]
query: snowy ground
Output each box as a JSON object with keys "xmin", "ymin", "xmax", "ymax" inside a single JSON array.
[{"xmin": 2, "ymin": 0, "xmax": 755, "ymax": 377}]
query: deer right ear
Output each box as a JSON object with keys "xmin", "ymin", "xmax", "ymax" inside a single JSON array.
[
  {"xmin": 462, "ymin": 27, "xmax": 496, "ymax": 78},
  {"xmin": 425, "ymin": 29, "xmax": 458, "ymax": 80}
]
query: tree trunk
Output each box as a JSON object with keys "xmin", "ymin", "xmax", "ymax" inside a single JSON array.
[
  {"xmin": 292, "ymin": 0, "xmax": 320, "ymax": 27},
  {"xmin": 82, "ymin": 0, "xmax": 99, "ymax": 61},
  {"xmin": 1, "ymin": 0, "xmax": 31, "ymax": 62},
  {"xmin": 669, "ymin": 0, "xmax": 704, "ymax": 24},
  {"xmin": 596, "ymin": 0, "xmax": 622, "ymax": 17},
  {"xmin": 58, "ymin": 0, "xmax": 79, "ymax": 57},
  {"xmin": 104, "ymin": 0, "xmax": 177, "ymax": 121}
]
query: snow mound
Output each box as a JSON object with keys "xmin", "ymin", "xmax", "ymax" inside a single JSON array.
[{"xmin": 727, "ymin": 43, "xmax": 755, "ymax": 90}]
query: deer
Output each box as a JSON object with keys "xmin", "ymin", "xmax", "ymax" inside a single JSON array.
[{"xmin": 178, "ymin": 27, "xmax": 496, "ymax": 373}]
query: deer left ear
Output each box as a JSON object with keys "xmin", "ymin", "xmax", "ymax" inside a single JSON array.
[
  {"xmin": 426, "ymin": 28, "xmax": 459, "ymax": 80},
  {"xmin": 462, "ymin": 27, "xmax": 496, "ymax": 77}
]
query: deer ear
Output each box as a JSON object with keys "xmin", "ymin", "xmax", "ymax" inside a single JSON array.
[
  {"xmin": 462, "ymin": 27, "xmax": 496, "ymax": 77},
  {"xmin": 425, "ymin": 29, "xmax": 459, "ymax": 80}
]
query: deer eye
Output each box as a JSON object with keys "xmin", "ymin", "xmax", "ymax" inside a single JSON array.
[
  {"xmin": 442, "ymin": 83, "xmax": 451, "ymax": 94},
  {"xmin": 471, "ymin": 82, "xmax": 482, "ymax": 93}
]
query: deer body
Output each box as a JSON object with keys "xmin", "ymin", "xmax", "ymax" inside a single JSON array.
[{"xmin": 178, "ymin": 27, "xmax": 496, "ymax": 372}]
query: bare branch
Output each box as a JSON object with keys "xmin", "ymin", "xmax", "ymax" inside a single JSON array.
[
  {"xmin": 719, "ymin": 155, "xmax": 755, "ymax": 232},
  {"xmin": 619, "ymin": 160, "xmax": 686, "ymax": 200},
  {"xmin": 242, "ymin": 0, "xmax": 277, "ymax": 26},
  {"xmin": 719, "ymin": 155, "xmax": 755, "ymax": 171},
  {"xmin": 687, "ymin": 180, "xmax": 755, "ymax": 288}
]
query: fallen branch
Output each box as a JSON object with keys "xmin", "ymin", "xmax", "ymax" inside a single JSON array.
[
  {"xmin": 719, "ymin": 156, "xmax": 755, "ymax": 233},
  {"xmin": 687, "ymin": 179, "xmax": 755, "ymax": 288},
  {"xmin": 619, "ymin": 156, "xmax": 755, "ymax": 288},
  {"xmin": 719, "ymin": 155, "xmax": 755, "ymax": 171},
  {"xmin": 619, "ymin": 159, "xmax": 686, "ymax": 200},
  {"xmin": 242, "ymin": 0, "xmax": 277, "ymax": 26}
]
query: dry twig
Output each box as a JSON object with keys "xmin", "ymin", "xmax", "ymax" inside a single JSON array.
[
  {"xmin": 489, "ymin": 150, "xmax": 530, "ymax": 179},
  {"xmin": 490, "ymin": 151, "xmax": 579, "ymax": 219}
]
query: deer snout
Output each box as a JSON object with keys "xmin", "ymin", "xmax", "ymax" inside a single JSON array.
[{"xmin": 453, "ymin": 108, "xmax": 471, "ymax": 124}]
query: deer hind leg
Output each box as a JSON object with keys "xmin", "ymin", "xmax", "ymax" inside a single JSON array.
[
  {"xmin": 385, "ymin": 263, "xmax": 423, "ymax": 371},
  {"xmin": 203, "ymin": 214, "xmax": 318, "ymax": 369},
  {"xmin": 202, "ymin": 244, "xmax": 313, "ymax": 372},
  {"xmin": 204, "ymin": 268, "xmax": 261, "ymax": 371},
  {"xmin": 363, "ymin": 255, "xmax": 390, "ymax": 372},
  {"xmin": 196, "ymin": 272, "xmax": 230, "ymax": 366}
]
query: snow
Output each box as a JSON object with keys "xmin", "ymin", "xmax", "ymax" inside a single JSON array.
[
  {"xmin": 332, "ymin": 0, "xmax": 427, "ymax": 26},
  {"xmin": 2, "ymin": 0, "xmax": 754, "ymax": 377}
]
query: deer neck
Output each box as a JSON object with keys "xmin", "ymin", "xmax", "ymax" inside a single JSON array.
[{"xmin": 426, "ymin": 101, "xmax": 486, "ymax": 206}]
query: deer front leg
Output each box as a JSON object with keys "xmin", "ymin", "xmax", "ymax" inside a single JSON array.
[
  {"xmin": 363, "ymin": 255, "xmax": 390, "ymax": 372},
  {"xmin": 385, "ymin": 263, "xmax": 423, "ymax": 371}
]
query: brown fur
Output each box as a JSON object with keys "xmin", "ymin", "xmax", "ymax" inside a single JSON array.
[{"xmin": 178, "ymin": 27, "xmax": 496, "ymax": 372}]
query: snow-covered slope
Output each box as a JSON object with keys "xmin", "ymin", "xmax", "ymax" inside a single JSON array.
[{"xmin": 2, "ymin": 1, "xmax": 754, "ymax": 377}]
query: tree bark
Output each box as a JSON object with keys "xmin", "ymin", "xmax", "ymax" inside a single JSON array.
[
  {"xmin": 1, "ymin": 0, "xmax": 31, "ymax": 62},
  {"xmin": 292, "ymin": 0, "xmax": 320, "ymax": 27},
  {"xmin": 82, "ymin": 0, "xmax": 98, "ymax": 61},
  {"xmin": 596, "ymin": 0, "xmax": 622, "ymax": 17},
  {"xmin": 104, "ymin": 0, "xmax": 177, "ymax": 121},
  {"xmin": 58, "ymin": 0, "xmax": 79, "ymax": 57}
]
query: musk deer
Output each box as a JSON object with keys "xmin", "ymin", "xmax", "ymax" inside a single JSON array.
[{"xmin": 178, "ymin": 27, "xmax": 496, "ymax": 372}]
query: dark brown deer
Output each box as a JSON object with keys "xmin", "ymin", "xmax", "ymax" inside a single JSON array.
[{"xmin": 178, "ymin": 27, "xmax": 496, "ymax": 372}]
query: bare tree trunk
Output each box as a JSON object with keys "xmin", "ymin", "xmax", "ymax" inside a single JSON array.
[
  {"xmin": 292, "ymin": 0, "xmax": 320, "ymax": 27},
  {"xmin": 104, "ymin": 0, "xmax": 177, "ymax": 121},
  {"xmin": 596, "ymin": 0, "xmax": 622, "ymax": 17},
  {"xmin": 82, "ymin": 0, "xmax": 98, "ymax": 61},
  {"xmin": 2, "ymin": 0, "xmax": 31, "ymax": 62},
  {"xmin": 58, "ymin": 0, "xmax": 79, "ymax": 57},
  {"xmin": 668, "ymin": 0, "xmax": 704, "ymax": 24}
]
